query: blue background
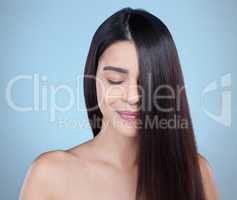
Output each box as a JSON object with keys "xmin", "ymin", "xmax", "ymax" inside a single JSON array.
[{"xmin": 1, "ymin": 0, "xmax": 236, "ymax": 199}]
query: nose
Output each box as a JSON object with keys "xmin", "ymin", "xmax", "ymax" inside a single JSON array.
[{"xmin": 125, "ymin": 81, "xmax": 140, "ymax": 105}]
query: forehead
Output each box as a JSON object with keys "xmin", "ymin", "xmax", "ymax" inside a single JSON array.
[{"xmin": 98, "ymin": 41, "xmax": 139, "ymax": 76}]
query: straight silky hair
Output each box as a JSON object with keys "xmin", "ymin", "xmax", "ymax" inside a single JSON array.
[{"xmin": 83, "ymin": 7, "xmax": 206, "ymax": 200}]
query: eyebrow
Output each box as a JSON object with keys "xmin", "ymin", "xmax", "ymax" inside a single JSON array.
[{"xmin": 103, "ymin": 66, "xmax": 128, "ymax": 74}]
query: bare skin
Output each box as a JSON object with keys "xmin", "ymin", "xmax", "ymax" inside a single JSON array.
[
  {"xmin": 19, "ymin": 141, "xmax": 219, "ymax": 200},
  {"xmin": 19, "ymin": 41, "xmax": 219, "ymax": 200},
  {"xmin": 19, "ymin": 138, "xmax": 138, "ymax": 200}
]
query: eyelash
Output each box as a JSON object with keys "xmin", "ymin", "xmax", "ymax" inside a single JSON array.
[{"xmin": 107, "ymin": 80, "xmax": 124, "ymax": 85}]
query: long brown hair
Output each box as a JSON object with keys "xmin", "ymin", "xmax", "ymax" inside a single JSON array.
[{"xmin": 83, "ymin": 7, "xmax": 206, "ymax": 200}]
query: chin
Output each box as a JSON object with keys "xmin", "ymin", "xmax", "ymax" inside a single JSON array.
[
  {"xmin": 116, "ymin": 124, "xmax": 138, "ymax": 137},
  {"xmin": 108, "ymin": 112, "xmax": 139, "ymax": 137}
]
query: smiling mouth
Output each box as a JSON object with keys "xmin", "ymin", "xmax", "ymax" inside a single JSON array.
[{"xmin": 116, "ymin": 111, "xmax": 139, "ymax": 121}]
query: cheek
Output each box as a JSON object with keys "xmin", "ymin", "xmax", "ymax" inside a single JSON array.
[
  {"xmin": 96, "ymin": 79, "xmax": 104, "ymax": 107},
  {"xmin": 104, "ymin": 85, "xmax": 125, "ymax": 107},
  {"xmin": 96, "ymin": 77, "xmax": 108, "ymax": 114},
  {"xmin": 96, "ymin": 80, "xmax": 125, "ymax": 111}
]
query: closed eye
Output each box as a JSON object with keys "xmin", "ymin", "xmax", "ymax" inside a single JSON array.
[{"xmin": 107, "ymin": 80, "xmax": 124, "ymax": 85}]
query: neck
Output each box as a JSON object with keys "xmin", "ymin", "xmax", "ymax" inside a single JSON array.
[{"xmin": 92, "ymin": 118, "xmax": 139, "ymax": 171}]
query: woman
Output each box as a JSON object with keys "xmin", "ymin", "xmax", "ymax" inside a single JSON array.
[{"xmin": 20, "ymin": 7, "xmax": 219, "ymax": 200}]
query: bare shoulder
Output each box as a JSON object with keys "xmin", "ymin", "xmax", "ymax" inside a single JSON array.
[
  {"xmin": 26, "ymin": 149, "xmax": 72, "ymax": 175},
  {"xmin": 198, "ymin": 153, "xmax": 219, "ymax": 200},
  {"xmin": 19, "ymin": 150, "xmax": 75, "ymax": 200}
]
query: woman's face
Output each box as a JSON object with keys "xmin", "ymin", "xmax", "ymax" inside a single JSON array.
[{"xmin": 96, "ymin": 41, "xmax": 140, "ymax": 137}]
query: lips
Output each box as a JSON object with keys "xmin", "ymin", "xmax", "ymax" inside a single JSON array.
[{"xmin": 116, "ymin": 111, "xmax": 139, "ymax": 121}]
